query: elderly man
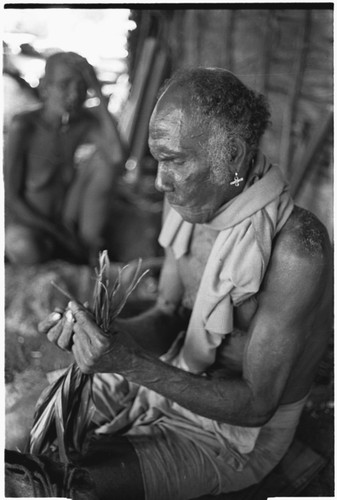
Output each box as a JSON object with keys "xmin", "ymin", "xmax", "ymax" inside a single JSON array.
[
  {"xmin": 5, "ymin": 51, "xmax": 125, "ymax": 265},
  {"xmin": 9, "ymin": 68, "xmax": 332, "ymax": 499}
]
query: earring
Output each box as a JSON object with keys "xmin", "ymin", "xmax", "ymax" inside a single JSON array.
[{"xmin": 230, "ymin": 172, "xmax": 244, "ymax": 187}]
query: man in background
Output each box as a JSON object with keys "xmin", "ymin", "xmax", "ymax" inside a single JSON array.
[{"xmin": 5, "ymin": 51, "xmax": 126, "ymax": 265}]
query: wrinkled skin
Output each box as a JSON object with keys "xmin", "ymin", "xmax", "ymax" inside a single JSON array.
[
  {"xmin": 148, "ymin": 85, "xmax": 250, "ymax": 223},
  {"xmin": 38, "ymin": 302, "xmax": 137, "ymax": 374}
]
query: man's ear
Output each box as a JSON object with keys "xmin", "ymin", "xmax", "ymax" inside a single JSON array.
[{"xmin": 229, "ymin": 138, "xmax": 247, "ymax": 172}]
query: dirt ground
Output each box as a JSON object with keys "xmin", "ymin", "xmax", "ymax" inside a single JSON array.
[{"xmin": 4, "ymin": 260, "xmax": 334, "ymax": 497}]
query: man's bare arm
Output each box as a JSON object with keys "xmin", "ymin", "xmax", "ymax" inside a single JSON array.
[
  {"xmin": 76, "ymin": 57, "xmax": 127, "ymax": 169},
  {"xmin": 5, "ymin": 114, "xmax": 52, "ymax": 231},
  {"xmin": 40, "ymin": 222, "xmax": 331, "ymax": 427},
  {"xmin": 100, "ymin": 234, "xmax": 328, "ymax": 426}
]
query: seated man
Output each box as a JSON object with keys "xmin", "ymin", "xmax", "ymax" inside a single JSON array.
[
  {"xmin": 10, "ymin": 68, "xmax": 332, "ymax": 499},
  {"xmin": 5, "ymin": 51, "xmax": 126, "ymax": 265}
]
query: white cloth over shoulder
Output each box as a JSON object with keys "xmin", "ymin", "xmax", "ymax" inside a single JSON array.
[{"xmin": 159, "ymin": 152, "xmax": 294, "ymax": 373}]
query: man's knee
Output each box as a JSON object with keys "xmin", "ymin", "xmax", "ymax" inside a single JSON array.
[
  {"xmin": 5, "ymin": 225, "xmax": 53, "ymax": 265},
  {"xmin": 78, "ymin": 435, "xmax": 145, "ymax": 500},
  {"xmin": 5, "ymin": 449, "xmax": 99, "ymax": 499}
]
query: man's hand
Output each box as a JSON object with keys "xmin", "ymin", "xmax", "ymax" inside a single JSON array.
[
  {"xmin": 38, "ymin": 308, "xmax": 75, "ymax": 351},
  {"xmin": 65, "ymin": 53, "xmax": 102, "ymax": 98},
  {"xmin": 79, "ymin": 59, "xmax": 102, "ymax": 98},
  {"xmin": 39, "ymin": 301, "xmax": 137, "ymax": 375},
  {"xmin": 62, "ymin": 53, "xmax": 127, "ymax": 166},
  {"xmin": 70, "ymin": 301, "xmax": 138, "ymax": 375}
]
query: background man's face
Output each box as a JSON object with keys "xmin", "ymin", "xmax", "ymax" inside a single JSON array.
[
  {"xmin": 149, "ymin": 93, "xmax": 232, "ymax": 223},
  {"xmin": 44, "ymin": 62, "xmax": 87, "ymax": 116}
]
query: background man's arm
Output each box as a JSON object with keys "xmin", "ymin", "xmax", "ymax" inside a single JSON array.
[
  {"xmin": 77, "ymin": 58, "xmax": 127, "ymax": 169},
  {"xmin": 5, "ymin": 115, "xmax": 56, "ymax": 233}
]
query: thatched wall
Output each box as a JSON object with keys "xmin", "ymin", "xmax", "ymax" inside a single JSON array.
[{"xmin": 128, "ymin": 8, "xmax": 333, "ymax": 237}]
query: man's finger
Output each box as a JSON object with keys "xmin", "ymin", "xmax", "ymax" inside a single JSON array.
[
  {"xmin": 68, "ymin": 301, "xmax": 89, "ymax": 326},
  {"xmin": 46, "ymin": 319, "xmax": 65, "ymax": 345},
  {"xmin": 38, "ymin": 311, "xmax": 63, "ymax": 334},
  {"xmin": 57, "ymin": 311, "xmax": 75, "ymax": 351}
]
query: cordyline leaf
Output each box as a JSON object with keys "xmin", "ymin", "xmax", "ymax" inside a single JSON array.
[
  {"xmin": 33, "ymin": 378, "xmax": 62, "ymax": 420},
  {"xmin": 29, "ymin": 392, "xmax": 57, "ymax": 455},
  {"xmin": 28, "ymin": 252, "xmax": 148, "ymax": 463},
  {"xmin": 72, "ymin": 375, "xmax": 95, "ymax": 452},
  {"xmin": 28, "ymin": 373, "xmax": 67, "ymax": 455},
  {"xmin": 108, "ymin": 261, "xmax": 149, "ymax": 323},
  {"xmin": 54, "ymin": 382, "xmax": 67, "ymax": 463}
]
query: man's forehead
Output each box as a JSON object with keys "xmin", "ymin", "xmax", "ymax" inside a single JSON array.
[
  {"xmin": 150, "ymin": 107, "xmax": 186, "ymax": 137},
  {"xmin": 156, "ymin": 84, "xmax": 190, "ymax": 114},
  {"xmin": 150, "ymin": 87, "xmax": 193, "ymax": 138}
]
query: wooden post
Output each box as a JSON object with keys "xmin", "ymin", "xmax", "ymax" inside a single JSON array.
[
  {"xmin": 184, "ymin": 10, "xmax": 199, "ymax": 66},
  {"xmin": 280, "ymin": 10, "xmax": 312, "ymax": 177},
  {"xmin": 225, "ymin": 10, "xmax": 236, "ymax": 71},
  {"xmin": 290, "ymin": 109, "xmax": 332, "ymax": 198},
  {"xmin": 260, "ymin": 10, "xmax": 274, "ymax": 96}
]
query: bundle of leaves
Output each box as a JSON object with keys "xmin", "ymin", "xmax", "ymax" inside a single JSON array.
[{"xmin": 28, "ymin": 251, "xmax": 148, "ymax": 463}]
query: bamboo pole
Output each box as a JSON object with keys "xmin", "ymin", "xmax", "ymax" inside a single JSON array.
[
  {"xmin": 126, "ymin": 47, "xmax": 168, "ymax": 184},
  {"xmin": 118, "ymin": 37, "xmax": 158, "ymax": 147}
]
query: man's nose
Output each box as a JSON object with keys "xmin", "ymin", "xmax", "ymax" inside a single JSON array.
[
  {"xmin": 68, "ymin": 82, "xmax": 80, "ymax": 101},
  {"xmin": 155, "ymin": 164, "xmax": 174, "ymax": 193}
]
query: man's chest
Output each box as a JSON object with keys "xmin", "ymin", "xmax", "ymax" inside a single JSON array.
[
  {"xmin": 177, "ymin": 224, "xmax": 259, "ymax": 329},
  {"xmin": 27, "ymin": 120, "xmax": 91, "ymax": 169},
  {"xmin": 177, "ymin": 224, "xmax": 217, "ymax": 310}
]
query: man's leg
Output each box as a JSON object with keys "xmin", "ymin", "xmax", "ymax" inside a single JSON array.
[
  {"xmin": 78, "ymin": 151, "xmax": 116, "ymax": 262},
  {"xmin": 5, "ymin": 449, "xmax": 99, "ymax": 499},
  {"xmin": 77, "ymin": 435, "xmax": 145, "ymax": 500},
  {"xmin": 5, "ymin": 224, "xmax": 54, "ymax": 265},
  {"xmin": 5, "ymin": 437, "xmax": 144, "ymax": 500}
]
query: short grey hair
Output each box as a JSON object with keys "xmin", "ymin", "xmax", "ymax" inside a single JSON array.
[{"xmin": 159, "ymin": 67, "xmax": 271, "ymax": 162}]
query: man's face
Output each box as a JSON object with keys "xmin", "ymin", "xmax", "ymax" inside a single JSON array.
[
  {"xmin": 149, "ymin": 90, "xmax": 232, "ymax": 223},
  {"xmin": 44, "ymin": 62, "xmax": 87, "ymax": 116}
]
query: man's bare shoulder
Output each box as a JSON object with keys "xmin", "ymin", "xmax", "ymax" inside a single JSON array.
[
  {"xmin": 268, "ymin": 205, "xmax": 332, "ymax": 307},
  {"xmin": 277, "ymin": 205, "xmax": 331, "ymax": 260}
]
